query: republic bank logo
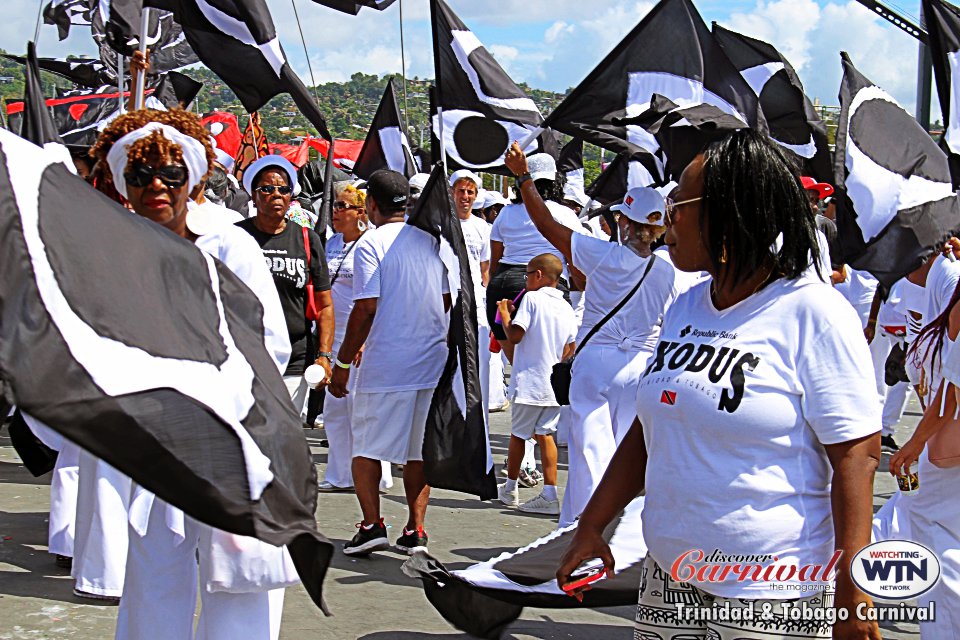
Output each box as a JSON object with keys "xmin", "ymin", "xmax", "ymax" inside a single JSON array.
[
  {"xmin": 680, "ymin": 325, "xmax": 692, "ymax": 337},
  {"xmin": 851, "ymin": 541, "xmax": 941, "ymax": 600}
]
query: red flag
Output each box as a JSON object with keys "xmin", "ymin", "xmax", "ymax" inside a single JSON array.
[{"xmin": 201, "ymin": 111, "xmax": 242, "ymax": 158}]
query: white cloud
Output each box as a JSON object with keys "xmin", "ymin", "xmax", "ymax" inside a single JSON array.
[{"xmin": 545, "ymin": 21, "xmax": 574, "ymax": 44}]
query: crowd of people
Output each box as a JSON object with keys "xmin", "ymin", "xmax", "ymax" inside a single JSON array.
[{"xmin": 6, "ymin": 99, "xmax": 959, "ymax": 640}]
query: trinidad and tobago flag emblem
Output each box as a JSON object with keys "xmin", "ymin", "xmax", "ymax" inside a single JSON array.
[{"xmin": 660, "ymin": 390, "xmax": 677, "ymax": 405}]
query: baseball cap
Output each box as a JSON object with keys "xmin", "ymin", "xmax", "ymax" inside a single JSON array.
[
  {"xmin": 366, "ymin": 169, "xmax": 410, "ymax": 211},
  {"xmin": 409, "ymin": 172, "xmax": 430, "ymax": 193},
  {"xmin": 611, "ymin": 187, "xmax": 667, "ymax": 226},
  {"xmin": 449, "ymin": 169, "xmax": 482, "ymax": 189},
  {"xmin": 800, "ymin": 176, "xmax": 834, "ymax": 200},
  {"xmin": 527, "ymin": 153, "xmax": 557, "ymax": 182}
]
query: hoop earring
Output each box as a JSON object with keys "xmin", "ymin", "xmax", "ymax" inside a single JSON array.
[{"xmin": 357, "ymin": 220, "xmax": 367, "ymax": 232}]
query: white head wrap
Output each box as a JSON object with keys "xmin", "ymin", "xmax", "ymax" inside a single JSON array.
[
  {"xmin": 106, "ymin": 122, "xmax": 209, "ymax": 200},
  {"xmin": 241, "ymin": 155, "xmax": 298, "ymax": 196}
]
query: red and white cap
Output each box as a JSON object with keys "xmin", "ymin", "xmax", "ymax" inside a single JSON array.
[
  {"xmin": 611, "ymin": 187, "xmax": 667, "ymax": 226},
  {"xmin": 800, "ymin": 176, "xmax": 834, "ymax": 200}
]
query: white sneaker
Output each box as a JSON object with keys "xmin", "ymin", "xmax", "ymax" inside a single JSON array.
[
  {"xmin": 518, "ymin": 492, "xmax": 560, "ymax": 515},
  {"xmin": 498, "ymin": 482, "xmax": 519, "ymax": 507}
]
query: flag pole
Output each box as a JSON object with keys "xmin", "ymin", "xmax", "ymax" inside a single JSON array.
[
  {"xmin": 134, "ymin": 8, "xmax": 151, "ymax": 110},
  {"xmin": 118, "ymin": 52, "xmax": 126, "ymax": 114},
  {"xmin": 33, "ymin": 0, "xmax": 44, "ymax": 45},
  {"xmin": 517, "ymin": 127, "xmax": 543, "ymax": 152},
  {"xmin": 290, "ymin": 0, "xmax": 321, "ymax": 105},
  {"xmin": 399, "ymin": 0, "xmax": 410, "ymax": 132}
]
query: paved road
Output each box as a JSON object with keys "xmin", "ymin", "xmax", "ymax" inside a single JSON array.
[{"xmin": 0, "ymin": 401, "xmax": 922, "ymax": 639}]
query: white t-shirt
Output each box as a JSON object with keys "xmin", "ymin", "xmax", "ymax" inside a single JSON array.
[
  {"xmin": 490, "ymin": 200, "xmax": 582, "ymax": 268},
  {"xmin": 459, "ymin": 214, "xmax": 491, "ymax": 300},
  {"xmin": 352, "ymin": 222, "xmax": 450, "ymax": 392},
  {"xmin": 925, "ymin": 255, "xmax": 960, "ymax": 325},
  {"xmin": 195, "ymin": 224, "xmax": 291, "ymax": 374},
  {"xmin": 636, "ymin": 277, "xmax": 880, "ymax": 598},
  {"xmin": 835, "ymin": 268, "xmax": 878, "ymax": 326},
  {"xmin": 571, "ymin": 235, "xmax": 680, "ymax": 351},
  {"xmin": 509, "ymin": 287, "xmax": 577, "ymax": 406},
  {"xmin": 324, "ymin": 233, "xmax": 364, "ymax": 349}
]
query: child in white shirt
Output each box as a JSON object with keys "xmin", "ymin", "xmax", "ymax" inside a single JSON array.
[{"xmin": 497, "ymin": 254, "xmax": 577, "ymax": 515}]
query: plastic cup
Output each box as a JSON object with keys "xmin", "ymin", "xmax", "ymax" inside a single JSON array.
[{"xmin": 304, "ymin": 364, "xmax": 326, "ymax": 389}]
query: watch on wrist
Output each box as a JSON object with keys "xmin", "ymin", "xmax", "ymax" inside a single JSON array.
[
  {"xmin": 317, "ymin": 351, "xmax": 334, "ymax": 360},
  {"xmin": 516, "ymin": 173, "xmax": 532, "ymax": 188}
]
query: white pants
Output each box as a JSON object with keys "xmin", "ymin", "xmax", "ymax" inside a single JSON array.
[
  {"xmin": 48, "ymin": 441, "xmax": 80, "ymax": 557},
  {"xmin": 73, "ymin": 451, "xmax": 131, "ymax": 597},
  {"xmin": 868, "ymin": 331, "xmax": 910, "ymax": 436},
  {"xmin": 560, "ymin": 345, "xmax": 651, "ymax": 528},
  {"xmin": 116, "ymin": 500, "xmax": 285, "ymax": 640},
  {"xmin": 488, "ymin": 348, "xmax": 507, "ymax": 409},
  {"xmin": 322, "ymin": 390, "xmax": 392, "ymax": 490},
  {"xmin": 283, "ymin": 376, "xmax": 308, "ymax": 420}
]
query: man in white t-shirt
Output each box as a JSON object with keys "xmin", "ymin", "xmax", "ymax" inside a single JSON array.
[{"xmin": 329, "ymin": 170, "xmax": 451, "ymax": 557}]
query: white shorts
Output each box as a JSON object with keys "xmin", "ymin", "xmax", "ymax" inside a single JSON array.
[
  {"xmin": 511, "ymin": 403, "xmax": 560, "ymax": 440},
  {"xmin": 352, "ymin": 389, "xmax": 433, "ymax": 464}
]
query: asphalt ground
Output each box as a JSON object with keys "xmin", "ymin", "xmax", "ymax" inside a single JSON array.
[{"xmin": 0, "ymin": 398, "xmax": 923, "ymax": 639}]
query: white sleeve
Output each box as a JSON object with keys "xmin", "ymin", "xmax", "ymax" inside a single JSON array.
[
  {"xmin": 479, "ymin": 222, "xmax": 491, "ymax": 262},
  {"xmin": 352, "ymin": 238, "xmax": 382, "ymax": 301},
  {"xmin": 490, "ymin": 212, "xmax": 504, "ymax": 243},
  {"xmin": 798, "ymin": 319, "xmax": 881, "ymax": 445},
  {"xmin": 570, "ymin": 233, "xmax": 612, "ymax": 278},
  {"xmin": 215, "ymin": 230, "xmax": 291, "ymax": 374},
  {"xmin": 512, "ymin": 294, "xmax": 535, "ymax": 331}
]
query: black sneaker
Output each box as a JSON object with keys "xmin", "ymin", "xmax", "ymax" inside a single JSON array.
[
  {"xmin": 394, "ymin": 526, "xmax": 429, "ymax": 555},
  {"xmin": 343, "ymin": 519, "xmax": 389, "ymax": 556},
  {"xmin": 881, "ymin": 435, "xmax": 900, "ymax": 453}
]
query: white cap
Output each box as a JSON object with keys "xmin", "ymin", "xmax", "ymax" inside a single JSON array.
[
  {"xmin": 409, "ymin": 172, "xmax": 430, "ymax": 192},
  {"xmin": 527, "ymin": 153, "xmax": 557, "ymax": 182},
  {"xmin": 213, "ymin": 148, "xmax": 235, "ymax": 172},
  {"xmin": 487, "ymin": 191, "xmax": 509, "ymax": 207},
  {"xmin": 472, "ymin": 189, "xmax": 488, "ymax": 210},
  {"xmin": 449, "ymin": 169, "xmax": 482, "ymax": 189},
  {"xmin": 610, "ymin": 187, "xmax": 667, "ymax": 226},
  {"xmin": 242, "ymin": 155, "xmax": 298, "ymax": 195}
]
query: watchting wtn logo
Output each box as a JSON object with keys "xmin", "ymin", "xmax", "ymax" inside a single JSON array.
[{"xmin": 850, "ymin": 540, "xmax": 941, "ymax": 600}]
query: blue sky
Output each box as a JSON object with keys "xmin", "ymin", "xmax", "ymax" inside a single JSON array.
[{"xmin": 0, "ymin": 0, "xmax": 933, "ymax": 117}]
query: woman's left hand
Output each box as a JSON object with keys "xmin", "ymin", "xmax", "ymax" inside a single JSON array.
[
  {"xmin": 504, "ymin": 142, "xmax": 529, "ymax": 177},
  {"xmin": 888, "ymin": 434, "xmax": 925, "ymax": 476}
]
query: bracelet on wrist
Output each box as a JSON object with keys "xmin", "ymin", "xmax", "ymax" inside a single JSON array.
[
  {"xmin": 516, "ymin": 173, "xmax": 532, "ymax": 188},
  {"xmin": 317, "ymin": 351, "xmax": 334, "ymax": 360},
  {"xmin": 335, "ymin": 358, "xmax": 352, "ymax": 370}
]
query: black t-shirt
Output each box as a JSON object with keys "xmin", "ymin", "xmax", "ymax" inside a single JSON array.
[{"xmin": 236, "ymin": 218, "xmax": 331, "ymax": 375}]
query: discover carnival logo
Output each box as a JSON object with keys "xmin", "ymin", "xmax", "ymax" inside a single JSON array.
[{"xmin": 851, "ymin": 540, "xmax": 941, "ymax": 600}]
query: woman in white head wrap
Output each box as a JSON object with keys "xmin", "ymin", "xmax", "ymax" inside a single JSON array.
[{"xmin": 91, "ymin": 108, "xmax": 295, "ymax": 640}]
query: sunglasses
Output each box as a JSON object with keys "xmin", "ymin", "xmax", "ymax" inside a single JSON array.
[
  {"xmin": 333, "ymin": 201, "xmax": 362, "ymax": 210},
  {"xmin": 124, "ymin": 163, "xmax": 188, "ymax": 189},
  {"xmin": 664, "ymin": 196, "xmax": 703, "ymax": 226},
  {"xmin": 256, "ymin": 184, "xmax": 293, "ymax": 195}
]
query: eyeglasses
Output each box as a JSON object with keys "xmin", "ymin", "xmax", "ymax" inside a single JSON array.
[
  {"xmin": 524, "ymin": 269, "xmax": 540, "ymax": 279},
  {"xmin": 664, "ymin": 196, "xmax": 703, "ymax": 226},
  {"xmin": 256, "ymin": 184, "xmax": 293, "ymax": 196},
  {"xmin": 333, "ymin": 201, "xmax": 362, "ymax": 210},
  {"xmin": 124, "ymin": 163, "xmax": 188, "ymax": 189}
]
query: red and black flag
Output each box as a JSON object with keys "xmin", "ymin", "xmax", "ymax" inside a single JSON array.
[
  {"xmin": 0, "ymin": 128, "xmax": 333, "ymax": 611},
  {"xmin": 353, "ymin": 78, "xmax": 417, "ymax": 180},
  {"xmin": 1, "ymin": 54, "xmax": 117, "ymax": 90}
]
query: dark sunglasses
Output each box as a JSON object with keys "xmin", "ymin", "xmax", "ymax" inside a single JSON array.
[
  {"xmin": 256, "ymin": 184, "xmax": 293, "ymax": 196},
  {"xmin": 333, "ymin": 201, "xmax": 362, "ymax": 210},
  {"xmin": 124, "ymin": 163, "xmax": 188, "ymax": 189}
]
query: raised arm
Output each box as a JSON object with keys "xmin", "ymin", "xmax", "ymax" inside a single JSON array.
[{"xmin": 504, "ymin": 142, "xmax": 574, "ymax": 263}]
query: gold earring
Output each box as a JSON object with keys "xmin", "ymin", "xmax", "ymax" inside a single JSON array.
[{"xmin": 720, "ymin": 245, "xmax": 728, "ymax": 264}]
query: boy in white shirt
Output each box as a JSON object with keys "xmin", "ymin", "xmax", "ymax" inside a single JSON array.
[{"xmin": 496, "ymin": 254, "xmax": 577, "ymax": 515}]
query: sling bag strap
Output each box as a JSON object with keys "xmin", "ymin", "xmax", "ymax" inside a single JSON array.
[{"xmin": 573, "ymin": 255, "xmax": 656, "ymax": 357}]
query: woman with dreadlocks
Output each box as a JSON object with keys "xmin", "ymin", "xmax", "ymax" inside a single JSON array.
[{"xmin": 88, "ymin": 108, "xmax": 294, "ymax": 640}]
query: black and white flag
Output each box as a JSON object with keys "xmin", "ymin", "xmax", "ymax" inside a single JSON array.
[
  {"xmin": 586, "ymin": 150, "xmax": 656, "ymax": 206},
  {"xmin": 834, "ymin": 52, "xmax": 960, "ymax": 288},
  {"xmin": 542, "ymin": 0, "xmax": 761, "ymax": 186},
  {"xmin": 309, "ymin": 0, "xmax": 396, "ymax": 14},
  {"xmin": 353, "ymin": 78, "xmax": 417, "ymax": 180},
  {"xmin": 43, "ymin": 0, "xmax": 94, "ymax": 41},
  {"xmin": 430, "ymin": 0, "xmax": 547, "ymax": 172},
  {"xmin": 92, "ymin": 1, "xmax": 198, "ymax": 73},
  {"xmin": 406, "ymin": 165, "xmax": 497, "ymax": 501},
  {"xmin": 1, "ymin": 54, "xmax": 117, "ymax": 90},
  {"xmin": 21, "ymin": 42, "xmax": 66, "ymax": 151},
  {"xmin": 557, "ymin": 138, "xmax": 587, "ymax": 205},
  {"xmin": 403, "ymin": 498, "xmax": 648, "ymax": 639},
  {"xmin": 712, "ymin": 23, "xmax": 831, "ymax": 181},
  {"xmin": 147, "ymin": 0, "xmax": 332, "ymax": 141},
  {"xmin": 923, "ymin": 0, "xmax": 960, "ymax": 187},
  {"xmin": 0, "ymin": 129, "xmax": 333, "ymax": 610}
]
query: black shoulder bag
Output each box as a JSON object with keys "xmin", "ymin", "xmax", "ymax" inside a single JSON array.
[{"xmin": 550, "ymin": 255, "xmax": 657, "ymax": 405}]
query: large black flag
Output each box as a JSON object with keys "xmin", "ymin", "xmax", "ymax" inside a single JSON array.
[
  {"xmin": 353, "ymin": 78, "xmax": 417, "ymax": 180},
  {"xmin": 0, "ymin": 129, "xmax": 333, "ymax": 610},
  {"xmin": 712, "ymin": 23, "xmax": 831, "ymax": 181},
  {"xmin": 834, "ymin": 52, "xmax": 960, "ymax": 288},
  {"xmin": 585, "ymin": 150, "xmax": 656, "ymax": 206},
  {"xmin": 557, "ymin": 137, "xmax": 586, "ymax": 204},
  {"xmin": 430, "ymin": 0, "xmax": 548, "ymax": 172},
  {"xmin": 403, "ymin": 498, "xmax": 648, "ymax": 638},
  {"xmin": 22, "ymin": 42, "xmax": 65, "ymax": 149},
  {"xmin": 43, "ymin": 0, "xmax": 94, "ymax": 40},
  {"xmin": 542, "ymin": 0, "xmax": 760, "ymax": 183},
  {"xmin": 147, "ymin": 0, "xmax": 332, "ymax": 142},
  {"xmin": 922, "ymin": 0, "xmax": 960, "ymax": 187},
  {"xmin": 2, "ymin": 54, "xmax": 117, "ymax": 90},
  {"xmin": 309, "ymin": 0, "xmax": 396, "ymax": 14},
  {"xmin": 92, "ymin": 0, "xmax": 198, "ymax": 73},
  {"xmin": 406, "ymin": 165, "xmax": 497, "ymax": 501}
]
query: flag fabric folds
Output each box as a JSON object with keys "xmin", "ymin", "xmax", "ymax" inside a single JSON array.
[
  {"xmin": 309, "ymin": 0, "xmax": 397, "ymax": 14},
  {"xmin": 922, "ymin": 0, "xmax": 960, "ymax": 187},
  {"xmin": 91, "ymin": 1, "xmax": 198, "ymax": 74},
  {"xmin": 234, "ymin": 111, "xmax": 270, "ymax": 183},
  {"xmin": 147, "ymin": 0, "xmax": 332, "ymax": 141},
  {"xmin": 542, "ymin": 0, "xmax": 761, "ymax": 184},
  {"xmin": 2, "ymin": 55, "xmax": 117, "ymax": 90},
  {"xmin": 833, "ymin": 52, "xmax": 960, "ymax": 288},
  {"xmin": 430, "ymin": 0, "xmax": 547, "ymax": 172},
  {"xmin": 0, "ymin": 128, "xmax": 333, "ymax": 609},
  {"xmin": 405, "ymin": 165, "xmax": 497, "ymax": 501},
  {"xmin": 353, "ymin": 78, "xmax": 417, "ymax": 180},
  {"xmin": 7, "ymin": 89, "xmax": 123, "ymax": 148},
  {"xmin": 712, "ymin": 23, "xmax": 831, "ymax": 181},
  {"xmin": 43, "ymin": 0, "xmax": 94, "ymax": 41},
  {"xmin": 402, "ymin": 498, "xmax": 648, "ymax": 639},
  {"xmin": 557, "ymin": 137, "xmax": 586, "ymax": 205},
  {"xmin": 22, "ymin": 42, "xmax": 65, "ymax": 150}
]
